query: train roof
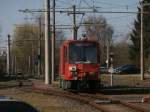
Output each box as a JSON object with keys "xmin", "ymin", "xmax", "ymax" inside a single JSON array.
[{"xmin": 62, "ymin": 39, "xmax": 99, "ymax": 45}]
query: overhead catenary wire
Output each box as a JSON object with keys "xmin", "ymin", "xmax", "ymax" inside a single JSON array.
[
  {"xmin": 56, "ymin": 0, "xmax": 73, "ymax": 6},
  {"xmin": 93, "ymin": 1, "xmax": 132, "ymax": 7},
  {"xmin": 17, "ymin": 0, "xmax": 140, "ymax": 37},
  {"xmin": 19, "ymin": 9, "xmax": 146, "ymax": 14},
  {"xmin": 106, "ymin": 14, "xmax": 136, "ymax": 21},
  {"xmin": 82, "ymin": 0, "xmax": 94, "ymax": 9}
]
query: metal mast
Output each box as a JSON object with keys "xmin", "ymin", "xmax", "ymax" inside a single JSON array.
[
  {"xmin": 38, "ymin": 17, "xmax": 42, "ymax": 78},
  {"xmin": 140, "ymin": 1, "xmax": 144, "ymax": 80},
  {"xmin": 45, "ymin": 0, "xmax": 51, "ymax": 84},
  {"xmin": 52, "ymin": 0, "xmax": 56, "ymax": 82},
  {"xmin": 140, "ymin": 1, "xmax": 150, "ymax": 80},
  {"xmin": 7, "ymin": 34, "xmax": 11, "ymax": 76},
  {"xmin": 73, "ymin": 5, "xmax": 77, "ymax": 40}
]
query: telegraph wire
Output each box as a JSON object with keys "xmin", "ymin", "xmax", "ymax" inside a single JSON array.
[
  {"xmin": 84, "ymin": 0, "xmax": 138, "ymax": 10},
  {"xmin": 18, "ymin": 1, "xmax": 140, "ymax": 38},
  {"xmin": 106, "ymin": 14, "xmax": 136, "ymax": 21},
  {"xmin": 94, "ymin": 1, "xmax": 129, "ymax": 7},
  {"xmin": 56, "ymin": 0, "xmax": 73, "ymax": 6},
  {"xmin": 94, "ymin": 0, "xmax": 138, "ymax": 7},
  {"xmin": 82, "ymin": 0, "xmax": 94, "ymax": 9}
]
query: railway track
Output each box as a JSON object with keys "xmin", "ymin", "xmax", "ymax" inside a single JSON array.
[
  {"xmin": 0, "ymin": 80, "xmax": 149, "ymax": 112},
  {"xmin": 21, "ymin": 81, "xmax": 150, "ymax": 112}
]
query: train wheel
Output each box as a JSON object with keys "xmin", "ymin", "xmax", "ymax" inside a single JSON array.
[
  {"xmin": 61, "ymin": 80, "xmax": 64, "ymax": 89},
  {"xmin": 80, "ymin": 80, "xmax": 88, "ymax": 89},
  {"xmin": 70, "ymin": 81, "xmax": 79, "ymax": 90},
  {"xmin": 61, "ymin": 80, "xmax": 72, "ymax": 90},
  {"xmin": 71, "ymin": 81, "xmax": 76, "ymax": 89},
  {"xmin": 89, "ymin": 81, "xmax": 100, "ymax": 90},
  {"xmin": 66, "ymin": 81, "xmax": 71, "ymax": 89},
  {"xmin": 59, "ymin": 78, "xmax": 62, "ymax": 88},
  {"xmin": 61, "ymin": 80, "xmax": 66, "ymax": 90}
]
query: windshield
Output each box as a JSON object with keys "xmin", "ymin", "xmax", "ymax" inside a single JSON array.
[{"xmin": 69, "ymin": 43, "xmax": 98, "ymax": 64}]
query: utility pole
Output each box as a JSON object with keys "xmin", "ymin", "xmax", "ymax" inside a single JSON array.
[
  {"xmin": 106, "ymin": 29, "xmax": 112, "ymax": 69},
  {"xmin": 140, "ymin": 1, "xmax": 144, "ymax": 80},
  {"xmin": 52, "ymin": 0, "xmax": 56, "ymax": 82},
  {"xmin": 140, "ymin": 1, "xmax": 150, "ymax": 80},
  {"xmin": 106, "ymin": 39, "xmax": 110, "ymax": 69},
  {"xmin": 31, "ymin": 43, "xmax": 35, "ymax": 77},
  {"xmin": 73, "ymin": 5, "xmax": 77, "ymax": 40},
  {"xmin": 7, "ymin": 34, "xmax": 11, "ymax": 76},
  {"xmin": 45, "ymin": 0, "xmax": 51, "ymax": 84},
  {"xmin": 28, "ymin": 56, "xmax": 31, "ymax": 75},
  {"xmin": 11, "ymin": 57, "xmax": 14, "ymax": 75},
  {"xmin": 38, "ymin": 17, "xmax": 42, "ymax": 78},
  {"xmin": 64, "ymin": 5, "xmax": 84, "ymax": 40},
  {"xmin": 110, "ymin": 52, "xmax": 114, "ymax": 86},
  {"xmin": 14, "ymin": 56, "xmax": 17, "ymax": 75}
]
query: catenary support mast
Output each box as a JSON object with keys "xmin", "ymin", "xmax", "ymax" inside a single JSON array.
[{"xmin": 45, "ymin": 0, "xmax": 51, "ymax": 84}]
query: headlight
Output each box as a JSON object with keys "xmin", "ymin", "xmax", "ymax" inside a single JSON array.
[{"xmin": 69, "ymin": 66, "xmax": 77, "ymax": 72}]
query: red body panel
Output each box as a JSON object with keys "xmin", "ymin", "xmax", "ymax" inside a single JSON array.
[{"xmin": 59, "ymin": 40, "xmax": 100, "ymax": 81}]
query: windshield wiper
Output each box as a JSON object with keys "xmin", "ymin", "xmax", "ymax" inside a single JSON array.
[{"xmin": 75, "ymin": 60, "xmax": 91, "ymax": 64}]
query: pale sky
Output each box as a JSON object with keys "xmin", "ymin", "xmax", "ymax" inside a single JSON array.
[{"xmin": 0, "ymin": 0, "xmax": 139, "ymax": 47}]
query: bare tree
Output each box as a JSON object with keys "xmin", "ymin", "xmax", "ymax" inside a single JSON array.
[
  {"xmin": 11, "ymin": 23, "xmax": 39, "ymax": 75},
  {"xmin": 11, "ymin": 22, "xmax": 66, "ymax": 78},
  {"xmin": 83, "ymin": 16, "xmax": 113, "ymax": 65}
]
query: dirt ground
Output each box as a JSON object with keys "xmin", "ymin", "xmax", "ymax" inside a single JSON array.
[
  {"xmin": 0, "ymin": 74, "xmax": 150, "ymax": 112},
  {"xmin": 0, "ymin": 88, "xmax": 100, "ymax": 112}
]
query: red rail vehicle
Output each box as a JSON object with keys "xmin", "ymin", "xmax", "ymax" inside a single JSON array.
[{"xmin": 59, "ymin": 39, "xmax": 100, "ymax": 90}]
